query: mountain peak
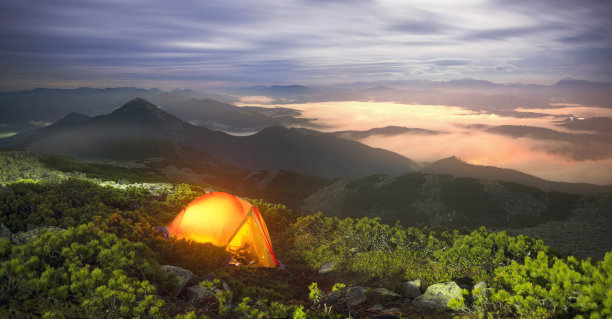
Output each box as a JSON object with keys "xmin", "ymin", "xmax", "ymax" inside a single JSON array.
[
  {"xmin": 108, "ymin": 98, "xmax": 186, "ymax": 128},
  {"xmin": 53, "ymin": 112, "xmax": 90, "ymax": 126},
  {"xmin": 438, "ymin": 155, "xmax": 465, "ymax": 163},
  {"xmin": 113, "ymin": 98, "xmax": 160, "ymax": 113}
]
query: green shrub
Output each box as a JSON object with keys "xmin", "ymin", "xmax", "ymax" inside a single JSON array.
[
  {"xmin": 0, "ymin": 223, "xmax": 170, "ymax": 318},
  {"xmin": 434, "ymin": 227, "xmax": 549, "ymax": 282},
  {"xmin": 576, "ymin": 252, "xmax": 612, "ymax": 318},
  {"xmin": 489, "ymin": 251, "xmax": 612, "ymax": 318}
]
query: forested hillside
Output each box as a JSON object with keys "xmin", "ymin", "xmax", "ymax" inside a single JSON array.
[{"xmin": 1, "ymin": 151, "xmax": 611, "ymax": 318}]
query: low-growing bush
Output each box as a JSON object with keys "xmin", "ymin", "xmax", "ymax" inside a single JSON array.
[{"xmin": 0, "ymin": 223, "xmax": 171, "ymax": 318}]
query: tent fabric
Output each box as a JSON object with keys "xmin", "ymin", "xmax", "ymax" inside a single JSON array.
[{"xmin": 167, "ymin": 192, "xmax": 279, "ymax": 267}]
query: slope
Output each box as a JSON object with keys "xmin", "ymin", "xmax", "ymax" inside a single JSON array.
[{"xmin": 420, "ymin": 156, "xmax": 612, "ymax": 195}]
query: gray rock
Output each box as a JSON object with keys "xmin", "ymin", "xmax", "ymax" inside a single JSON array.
[
  {"xmin": 373, "ymin": 288, "xmax": 401, "ymax": 298},
  {"xmin": 326, "ymin": 291, "xmax": 343, "ymax": 303},
  {"xmin": 344, "ymin": 286, "xmax": 367, "ymax": 307},
  {"xmin": 11, "ymin": 226, "xmax": 65, "ymax": 244},
  {"xmin": 318, "ymin": 261, "xmax": 336, "ymax": 274},
  {"xmin": 402, "ymin": 279, "xmax": 421, "ymax": 300},
  {"xmin": 412, "ymin": 281, "xmax": 463, "ymax": 310},
  {"xmin": 162, "ymin": 265, "xmax": 194, "ymax": 293}
]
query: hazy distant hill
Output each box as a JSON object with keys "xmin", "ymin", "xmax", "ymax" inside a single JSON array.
[
  {"xmin": 0, "ymin": 98, "xmax": 417, "ymax": 178},
  {"xmin": 235, "ymin": 85, "xmax": 311, "ymax": 97},
  {"xmin": 332, "ymin": 126, "xmax": 442, "ymax": 140},
  {"xmin": 162, "ymin": 98, "xmax": 311, "ymax": 132},
  {"xmin": 420, "ymin": 156, "xmax": 612, "ymax": 195}
]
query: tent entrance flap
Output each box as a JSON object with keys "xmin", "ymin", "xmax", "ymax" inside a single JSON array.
[{"xmin": 227, "ymin": 211, "xmax": 278, "ymax": 267}]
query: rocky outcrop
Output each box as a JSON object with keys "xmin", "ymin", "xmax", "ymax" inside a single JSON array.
[{"xmin": 412, "ymin": 281, "xmax": 464, "ymax": 309}]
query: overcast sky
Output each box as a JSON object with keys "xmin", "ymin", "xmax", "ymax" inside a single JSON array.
[{"xmin": 1, "ymin": 0, "xmax": 611, "ymax": 90}]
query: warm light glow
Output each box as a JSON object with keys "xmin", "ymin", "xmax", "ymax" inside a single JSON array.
[{"xmin": 167, "ymin": 192, "xmax": 279, "ymax": 267}]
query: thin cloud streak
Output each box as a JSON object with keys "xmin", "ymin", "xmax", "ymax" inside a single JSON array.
[{"xmin": 1, "ymin": 0, "xmax": 611, "ymax": 89}]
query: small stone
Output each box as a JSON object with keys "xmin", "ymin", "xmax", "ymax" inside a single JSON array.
[
  {"xmin": 318, "ymin": 261, "xmax": 335, "ymax": 274},
  {"xmin": 373, "ymin": 288, "xmax": 401, "ymax": 298},
  {"xmin": 345, "ymin": 286, "xmax": 367, "ymax": 307},
  {"xmin": 402, "ymin": 279, "xmax": 421, "ymax": 300}
]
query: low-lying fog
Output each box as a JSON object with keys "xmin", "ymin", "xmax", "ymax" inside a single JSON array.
[{"xmin": 241, "ymin": 100, "xmax": 612, "ymax": 185}]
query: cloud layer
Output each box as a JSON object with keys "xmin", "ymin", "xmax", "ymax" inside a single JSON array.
[
  {"xmin": 249, "ymin": 100, "xmax": 612, "ymax": 185},
  {"xmin": 1, "ymin": 0, "xmax": 611, "ymax": 89}
]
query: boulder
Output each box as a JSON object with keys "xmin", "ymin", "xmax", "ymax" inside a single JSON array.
[
  {"xmin": 412, "ymin": 281, "xmax": 463, "ymax": 309},
  {"xmin": 344, "ymin": 286, "xmax": 368, "ymax": 307},
  {"xmin": 402, "ymin": 279, "xmax": 421, "ymax": 300},
  {"xmin": 318, "ymin": 261, "xmax": 335, "ymax": 274},
  {"xmin": 372, "ymin": 288, "xmax": 401, "ymax": 299},
  {"xmin": 162, "ymin": 265, "xmax": 194, "ymax": 293}
]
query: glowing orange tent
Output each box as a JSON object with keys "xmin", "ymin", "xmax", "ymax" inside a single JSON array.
[{"xmin": 167, "ymin": 192, "xmax": 279, "ymax": 267}]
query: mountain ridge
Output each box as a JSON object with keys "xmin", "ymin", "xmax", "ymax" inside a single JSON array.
[
  {"xmin": 0, "ymin": 98, "xmax": 417, "ymax": 178},
  {"xmin": 420, "ymin": 156, "xmax": 612, "ymax": 194}
]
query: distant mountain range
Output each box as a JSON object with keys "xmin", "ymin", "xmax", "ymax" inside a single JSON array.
[
  {"xmin": 0, "ymin": 98, "xmax": 417, "ymax": 178},
  {"xmin": 420, "ymin": 156, "xmax": 612, "ymax": 195},
  {"xmin": 234, "ymin": 85, "xmax": 311, "ymax": 97}
]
